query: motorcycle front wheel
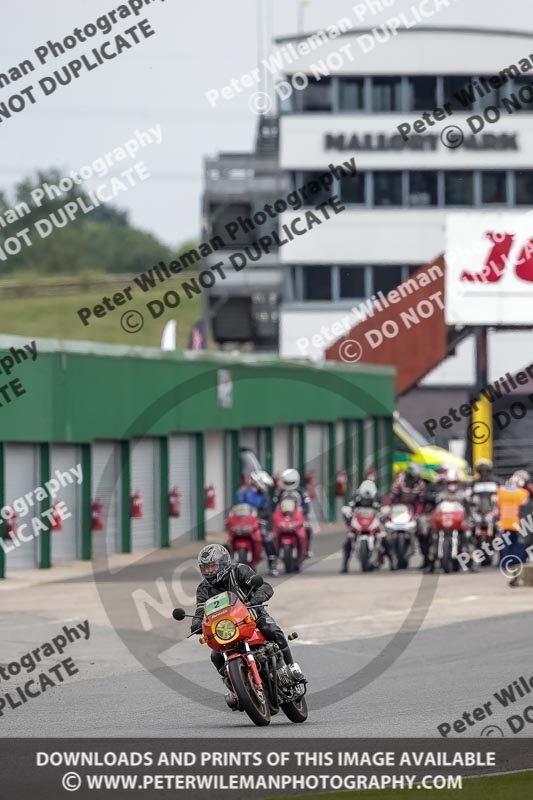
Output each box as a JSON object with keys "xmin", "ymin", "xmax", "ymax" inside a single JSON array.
[
  {"xmin": 227, "ymin": 658, "xmax": 271, "ymax": 727},
  {"xmin": 442, "ymin": 537, "xmax": 453, "ymax": 574},
  {"xmin": 237, "ymin": 546, "xmax": 249, "ymax": 565},
  {"xmin": 281, "ymin": 695, "xmax": 308, "ymax": 723},
  {"xmin": 359, "ymin": 540, "xmax": 371, "ymax": 572},
  {"xmin": 282, "ymin": 542, "xmax": 294, "ymax": 573}
]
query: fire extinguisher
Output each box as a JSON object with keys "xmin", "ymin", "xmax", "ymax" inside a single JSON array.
[
  {"xmin": 306, "ymin": 472, "xmax": 317, "ymax": 500},
  {"xmin": 3, "ymin": 511, "xmax": 16, "ymax": 541},
  {"xmin": 335, "ymin": 469, "xmax": 348, "ymax": 497},
  {"xmin": 51, "ymin": 502, "xmax": 62, "ymax": 531},
  {"xmin": 205, "ymin": 485, "xmax": 216, "ymax": 510},
  {"xmin": 131, "ymin": 491, "xmax": 143, "ymax": 519},
  {"xmin": 169, "ymin": 486, "xmax": 181, "ymax": 518},
  {"xmin": 92, "ymin": 500, "xmax": 104, "ymax": 532}
]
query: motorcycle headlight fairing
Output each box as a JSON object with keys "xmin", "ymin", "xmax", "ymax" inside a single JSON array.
[{"xmin": 214, "ymin": 619, "xmax": 237, "ymax": 641}]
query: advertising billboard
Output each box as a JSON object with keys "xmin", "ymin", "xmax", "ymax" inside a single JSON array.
[{"xmin": 445, "ymin": 212, "xmax": 533, "ymax": 325}]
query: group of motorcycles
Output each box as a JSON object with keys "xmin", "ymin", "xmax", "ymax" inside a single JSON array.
[
  {"xmin": 341, "ymin": 486, "xmax": 498, "ymax": 574},
  {"xmin": 222, "ymin": 465, "xmax": 504, "ymax": 576},
  {"xmin": 226, "ymin": 497, "xmax": 307, "ymax": 575}
]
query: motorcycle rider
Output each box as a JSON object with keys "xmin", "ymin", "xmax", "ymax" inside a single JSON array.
[
  {"xmin": 235, "ymin": 470, "xmax": 278, "ymax": 577},
  {"xmin": 273, "ymin": 469, "xmax": 313, "ymax": 557},
  {"xmin": 429, "ymin": 467, "xmax": 472, "ymax": 570},
  {"xmin": 340, "ymin": 478, "xmax": 385, "ymax": 573},
  {"xmin": 391, "ymin": 464, "xmax": 428, "ymax": 567},
  {"xmin": 191, "ymin": 544, "xmax": 305, "ymax": 709},
  {"xmin": 465, "ymin": 459, "xmax": 499, "ymax": 547}
]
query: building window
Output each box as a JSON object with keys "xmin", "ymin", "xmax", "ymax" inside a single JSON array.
[
  {"xmin": 476, "ymin": 75, "xmax": 501, "ymax": 110},
  {"xmin": 516, "ymin": 171, "xmax": 533, "ymax": 204},
  {"xmin": 339, "ymin": 77, "xmax": 365, "ymax": 111},
  {"xmin": 371, "ymin": 76, "xmax": 402, "ymax": 111},
  {"xmin": 373, "ymin": 266, "xmax": 404, "ymax": 295},
  {"xmin": 482, "ymin": 171, "xmax": 507, "ymax": 204},
  {"xmin": 373, "ymin": 171, "xmax": 403, "ymax": 206},
  {"xmin": 406, "ymin": 76, "xmax": 438, "ymax": 110},
  {"xmin": 408, "ymin": 171, "xmax": 438, "ymax": 206},
  {"xmin": 303, "ymin": 266, "xmax": 332, "ymax": 300},
  {"xmin": 339, "ymin": 267, "xmax": 366, "ymax": 298},
  {"xmin": 510, "ymin": 76, "xmax": 533, "ymax": 111},
  {"xmin": 443, "ymin": 75, "xmax": 474, "ymax": 110},
  {"xmin": 340, "ymin": 172, "xmax": 366, "ymax": 204},
  {"xmin": 301, "ymin": 77, "xmax": 332, "ymax": 112},
  {"xmin": 444, "ymin": 172, "xmax": 474, "ymax": 205},
  {"xmin": 297, "ymin": 171, "xmax": 334, "ymax": 206}
]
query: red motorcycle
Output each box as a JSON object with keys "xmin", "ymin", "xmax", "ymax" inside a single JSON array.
[
  {"xmin": 172, "ymin": 575, "xmax": 307, "ymax": 727},
  {"xmin": 272, "ymin": 498, "xmax": 306, "ymax": 574},
  {"xmin": 342, "ymin": 505, "xmax": 385, "ymax": 572},
  {"xmin": 226, "ymin": 504, "xmax": 262, "ymax": 569},
  {"xmin": 429, "ymin": 499, "xmax": 466, "ymax": 573}
]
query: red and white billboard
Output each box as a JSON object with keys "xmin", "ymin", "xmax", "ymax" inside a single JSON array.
[{"xmin": 445, "ymin": 212, "xmax": 533, "ymax": 325}]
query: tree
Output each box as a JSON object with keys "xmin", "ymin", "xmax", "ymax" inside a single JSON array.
[{"xmin": 0, "ymin": 169, "xmax": 173, "ymax": 275}]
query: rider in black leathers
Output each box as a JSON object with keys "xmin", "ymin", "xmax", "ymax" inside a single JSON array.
[
  {"xmin": 191, "ymin": 544, "xmax": 304, "ymax": 708},
  {"xmin": 340, "ymin": 479, "xmax": 383, "ymax": 573}
]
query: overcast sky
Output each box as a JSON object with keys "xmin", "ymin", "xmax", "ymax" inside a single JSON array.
[{"xmin": 1, "ymin": 0, "xmax": 530, "ymax": 249}]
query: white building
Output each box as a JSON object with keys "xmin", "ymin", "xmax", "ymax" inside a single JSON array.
[{"xmin": 276, "ymin": 25, "xmax": 533, "ymax": 402}]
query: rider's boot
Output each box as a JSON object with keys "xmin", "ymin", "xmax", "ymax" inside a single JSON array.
[
  {"xmin": 218, "ymin": 668, "xmax": 239, "ymax": 711},
  {"xmin": 264, "ymin": 538, "xmax": 279, "ymax": 576},
  {"xmin": 304, "ymin": 525, "xmax": 313, "ymax": 558},
  {"xmin": 340, "ymin": 539, "xmax": 352, "ymax": 573}
]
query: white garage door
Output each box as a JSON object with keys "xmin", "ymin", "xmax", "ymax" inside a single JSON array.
[
  {"xmin": 50, "ymin": 444, "xmax": 81, "ymax": 564},
  {"xmin": 131, "ymin": 438, "xmax": 160, "ymax": 552},
  {"xmin": 352, "ymin": 422, "xmax": 361, "ymax": 487},
  {"xmin": 335, "ymin": 422, "xmax": 345, "ymax": 516},
  {"xmin": 205, "ymin": 430, "xmax": 225, "ymax": 534},
  {"xmin": 364, "ymin": 419, "xmax": 374, "ymax": 471},
  {"xmin": 168, "ymin": 435, "xmax": 196, "ymax": 542},
  {"xmin": 239, "ymin": 428, "xmax": 258, "ymax": 452},
  {"xmin": 3, "ymin": 444, "xmax": 40, "ymax": 571},
  {"xmin": 273, "ymin": 425, "xmax": 290, "ymax": 477},
  {"xmin": 305, "ymin": 424, "xmax": 328, "ymax": 521},
  {"xmin": 91, "ymin": 441, "xmax": 122, "ymax": 557}
]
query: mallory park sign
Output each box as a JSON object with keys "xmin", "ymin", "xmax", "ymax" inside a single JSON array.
[{"xmin": 324, "ymin": 132, "xmax": 519, "ymax": 151}]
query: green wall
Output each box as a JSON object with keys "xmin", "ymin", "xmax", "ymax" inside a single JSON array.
[{"xmin": 0, "ymin": 337, "xmax": 395, "ymax": 444}]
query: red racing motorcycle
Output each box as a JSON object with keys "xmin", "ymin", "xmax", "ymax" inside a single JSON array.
[
  {"xmin": 172, "ymin": 576, "xmax": 308, "ymax": 727},
  {"xmin": 226, "ymin": 504, "xmax": 262, "ymax": 569}
]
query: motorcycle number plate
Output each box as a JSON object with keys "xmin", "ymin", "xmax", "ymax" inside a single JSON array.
[{"xmin": 205, "ymin": 592, "xmax": 230, "ymax": 615}]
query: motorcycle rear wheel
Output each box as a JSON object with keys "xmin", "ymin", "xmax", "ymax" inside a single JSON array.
[
  {"xmin": 281, "ymin": 694, "xmax": 308, "ymax": 723},
  {"xmin": 227, "ymin": 658, "xmax": 271, "ymax": 727}
]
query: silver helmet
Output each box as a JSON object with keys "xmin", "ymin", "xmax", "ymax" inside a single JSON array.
[{"xmin": 197, "ymin": 543, "xmax": 232, "ymax": 584}]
